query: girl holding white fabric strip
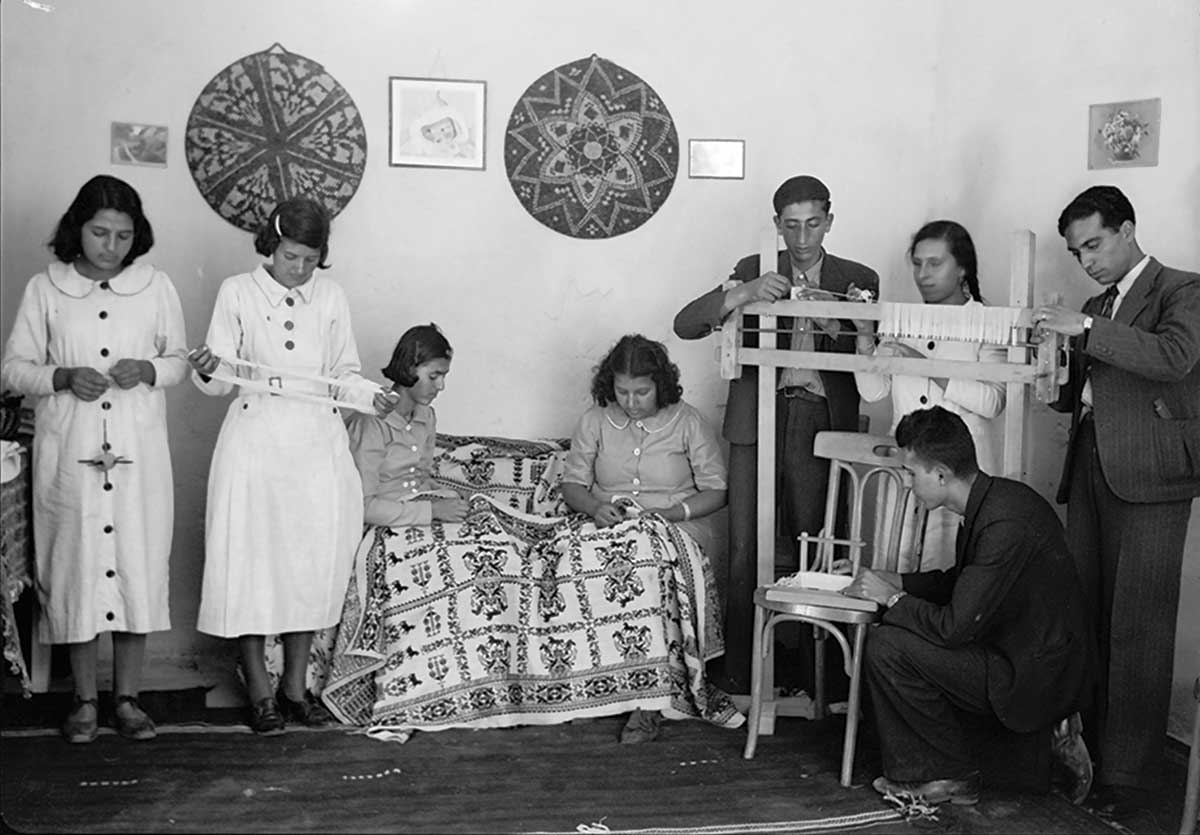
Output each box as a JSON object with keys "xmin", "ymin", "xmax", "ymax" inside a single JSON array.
[{"xmin": 188, "ymin": 198, "xmax": 394, "ymax": 735}]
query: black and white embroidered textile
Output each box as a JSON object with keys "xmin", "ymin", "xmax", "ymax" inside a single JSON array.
[
  {"xmin": 185, "ymin": 44, "xmax": 367, "ymax": 233},
  {"xmin": 505, "ymin": 55, "xmax": 678, "ymax": 239}
]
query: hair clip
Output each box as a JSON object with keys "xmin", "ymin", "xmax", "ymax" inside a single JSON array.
[{"xmin": 274, "ymin": 214, "xmax": 283, "ymax": 237}]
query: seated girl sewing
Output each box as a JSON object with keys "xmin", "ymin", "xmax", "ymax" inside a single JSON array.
[
  {"xmin": 561, "ymin": 334, "xmax": 730, "ymax": 742},
  {"xmin": 317, "ymin": 332, "xmax": 742, "ymax": 741}
]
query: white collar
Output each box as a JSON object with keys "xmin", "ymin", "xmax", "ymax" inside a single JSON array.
[
  {"xmin": 46, "ymin": 261, "xmax": 155, "ymax": 298},
  {"xmin": 1111, "ymin": 254, "xmax": 1151, "ymax": 302},
  {"xmin": 603, "ymin": 401, "xmax": 683, "ymax": 433},
  {"xmin": 251, "ymin": 264, "xmax": 317, "ymax": 307}
]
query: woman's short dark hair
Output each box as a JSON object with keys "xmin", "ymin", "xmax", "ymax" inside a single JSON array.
[
  {"xmin": 895, "ymin": 406, "xmax": 979, "ymax": 477},
  {"xmin": 254, "ymin": 198, "xmax": 332, "ymax": 269},
  {"xmin": 590, "ymin": 334, "xmax": 683, "ymax": 408},
  {"xmin": 910, "ymin": 219, "xmax": 982, "ymax": 303},
  {"xmin": 382, "ymin": 323, "xmax": 453, "ymax": 387},
  {"xmin": 50, "ymin": 175, "xmax": 154, "ymax": 266}
]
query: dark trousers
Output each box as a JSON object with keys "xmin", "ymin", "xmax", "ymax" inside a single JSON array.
[
  {"xmin": 864, "ymin": 623, "xmax": 990, "ymax": 781},
  {"xmin": 1067, "ymin": 417, "xmax": 1192, "ymax": 789},
  {"xmin": 721, "ymin": 392, "xmax": 833, "ymax": 693}
]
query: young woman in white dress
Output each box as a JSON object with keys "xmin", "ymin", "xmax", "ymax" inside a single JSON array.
[
  {"xmin": 853, "ymin": 221, "xmax": 1006, "ymax": 571},
  {"xmin": 188, "ymin": 199, "xmax": 392, "ymax": 735},
  {"xmin": 1, "ymin": 175, "xmax": 187, "ymax": 743}
]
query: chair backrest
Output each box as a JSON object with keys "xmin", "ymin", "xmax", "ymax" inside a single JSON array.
[{"xmin": 798, "ymin": 431, "xmax": 925, "ymax": 577}]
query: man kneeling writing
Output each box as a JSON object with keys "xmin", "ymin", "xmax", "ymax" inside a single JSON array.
[{"xmin": 844, "ymin": 406, "xmax": 1095, "ymax": 805}]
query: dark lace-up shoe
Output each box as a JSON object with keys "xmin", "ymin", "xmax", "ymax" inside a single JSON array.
[
  {"xmin": 275, "ymin": 687, "xmax": 334, "ymax": 727},
  {"xmin": 249, "ymin": 697, "xmax": 286, "ymax": 735}
]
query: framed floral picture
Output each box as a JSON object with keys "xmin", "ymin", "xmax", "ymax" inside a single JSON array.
[
  {"xmin": 389, "ymin": 77, "xmax": 486, "ymax": 170},
  {"xmin": 1087, "ymin": 98, "xmax": 1160, "ymax": 170}
]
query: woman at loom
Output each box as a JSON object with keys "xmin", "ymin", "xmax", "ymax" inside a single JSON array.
[
  {"xmin": 561, "ymin": 334, "xmax": 730, "ymax": 742},
  {"xmin": 187, "ymin": 198, "xmax": 394, "ymax": 735},
  {"xmin": 852, "ymin": 220, "xmax": 1005, "ymax": 570}
]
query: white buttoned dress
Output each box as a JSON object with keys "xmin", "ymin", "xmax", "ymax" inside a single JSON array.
[
  {"xmin": 193, "ymin": 267, "xmax": 371, "ymax": 637},
  {"xmin": 0, "ymin": 262, "xmax": 187, "ymax": 643}
]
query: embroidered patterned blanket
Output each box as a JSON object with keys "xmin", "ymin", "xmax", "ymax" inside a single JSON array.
[{"xmin": 318, "ymin": 495, "xmax": 742, "ymax": 734}]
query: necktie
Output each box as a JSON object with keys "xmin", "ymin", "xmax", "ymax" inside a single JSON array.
[{"xmin": 1097, "ymin": 285, "xmax": 1118, "ymax": 319}]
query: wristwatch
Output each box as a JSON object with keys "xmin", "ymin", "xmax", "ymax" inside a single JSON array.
[
  {"xmin": 885, "ymin": 590, "xmax": 908, "ymax": 609},
  {"xmin": 1082, "ymin": 315, "xmax": 1094, "ymax": 332}
]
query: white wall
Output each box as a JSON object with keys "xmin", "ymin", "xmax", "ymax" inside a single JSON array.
[
  {"xmin": 0, "ymin": 0, "xmax": 937, "ymax": 681},
  {"xmin": 1, "ymin": 0, "xmax": 1195, "ymax": 738}
]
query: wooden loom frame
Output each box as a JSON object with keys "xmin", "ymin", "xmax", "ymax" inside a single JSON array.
[{"xmin": 720, "ymin": 228, "xmax": 1066, "ymax": 717}]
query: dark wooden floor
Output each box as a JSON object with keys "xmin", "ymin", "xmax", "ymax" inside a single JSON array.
[{"xmin": 4, "ymin": 687, "xmax": 1188, "ymax": 834}]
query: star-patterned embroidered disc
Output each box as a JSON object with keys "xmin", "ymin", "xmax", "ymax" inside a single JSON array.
[
  {"xmin": 185, "ymin": 44, "xmax": 367, "ymax": 233},
  {"xmin": 505, "ymin": 55, "xmax": 678, "ymax": 239}
]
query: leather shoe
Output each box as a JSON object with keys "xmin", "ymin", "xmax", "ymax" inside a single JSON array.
[
  {"xmin": 62, "ymin": 696, "xmax": 99, "ymax": 744},
  {"xmin": 1050, "ymin": 712, "xmax": 1092, "ymax": 804},
  {"xmin": 248, "ymin": 697, "xmax": 286, "ymax": 735},
  {"xmin": 1088, "ymin": 783, "xmax": 1151, "ymax": 821},
  {"xmin": 275, "ymin": 686, "xmax": 334, "ymax": 727},
  {"xmin": 113, "ymin": 695, "xmax": 157, "ymax": 741},
  {"xmin": 872, "ymin": 772, "xmax": 981, "ymax": 805}
]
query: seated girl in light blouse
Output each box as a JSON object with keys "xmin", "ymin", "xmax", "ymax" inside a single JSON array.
[
  {"xmin": 346, "ymin": 324, "xmax": 467, "ymax": 526},
  {"xmin": 561, "ymin": 333, "xmax": 729, "ymax": 742}
]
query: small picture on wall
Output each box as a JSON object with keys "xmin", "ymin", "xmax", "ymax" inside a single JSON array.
[
  {"xmin": 389, "ymin": 77, "xmax": 486, "ymax": 170},
  {"xmin": 1087, "ymin": 98, "xmax": 1160, "ymax": 169},
  {"xmin": 688, "ymin": 139, "xmax": 745, "ymax": 179},
  {"xmin": 111, "ymin": 122, "xmax": 168, "ymax": 167}
]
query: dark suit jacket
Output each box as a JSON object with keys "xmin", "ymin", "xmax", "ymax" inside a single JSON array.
[
  {"xmin": 889, "ymin": 474, "xmax": 1095, "ymax": 734},
  {"xmin": 673, "ymin": 250, "xmax": 879, "ymax": 445},
  {"xmin": 1050, "ymin": 258, "xmax": 1200, "ymax": 504}
]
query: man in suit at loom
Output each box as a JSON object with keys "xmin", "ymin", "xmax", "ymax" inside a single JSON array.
[
  {"xmin": 1033, "ymin": 184, "xmax": 1200, "ymax": 820},
  {"xmin": 674, "ymin": 175, "xmax": 878, "ymax": 693},
  {"xmin": 845, "ymin": 406, "xmax": 1095, "ymax": 806}
]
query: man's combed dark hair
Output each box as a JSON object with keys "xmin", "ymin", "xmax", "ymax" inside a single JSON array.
[
  {"xmin": 382, "ymin": 323, "xmax": 453, "ymax": 388},
  {"xmin": 895, "ymin": 406, "xmax": 979, "ymax": 478},
  {"xmin": 254, "ymin": 198, "xmax": 333, "ymax": 268},
  {"xmin": 590, "ymin": 334, "xmax": 683, "ymax": 408},
  {"xmin": 772, "ymin": 175, "xmax": 831, "ymax": 215},
  {"xmin": 50, "ymin": 175, "xmax": 154, "ymax": 266},
  {"xmin": 1057, "ymin": 185, "xmax": 1135, "ymax": 238}
]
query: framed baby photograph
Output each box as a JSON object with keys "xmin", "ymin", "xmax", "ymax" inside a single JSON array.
[
  {"xmin": 111, "ymin": 122, "xmax": 168, "ymax": 167},
  {"xmin": 389, "ymin": 76, "xmax": 486, "ymax": 170}
]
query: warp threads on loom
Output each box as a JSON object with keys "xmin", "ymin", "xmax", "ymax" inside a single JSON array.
[{"xmin": 878, "ymin": 302, "xmax": 1023, "ymax": 345}]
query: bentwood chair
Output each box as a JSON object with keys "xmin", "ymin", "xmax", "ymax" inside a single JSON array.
[{"xmin": 742, "ymin": 431, "xmax": 923, "ymax": 788}]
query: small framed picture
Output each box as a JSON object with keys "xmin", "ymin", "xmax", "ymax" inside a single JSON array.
[
  {"xmin": 688, "ymin": 139, "xmax": 745, "ymax": 179},
  {"xmin": 1087, "ymin": 98, "xmax": 1161, "ymax": 170},
  {"xmin": 389, "ymin": 76, "xmax": 486, "ymax": 170},
  {"xmin": 110, "ymin": 122, "xmax": 168, "ymax": 167}
]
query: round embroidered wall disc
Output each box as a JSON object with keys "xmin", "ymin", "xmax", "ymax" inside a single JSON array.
[
  {"xmin": 505, "ymin": 55, "xmax": 678, "ymax": 239},
  {"xmin": 185, "ymin": 43, "xmax": 367, "ymax": 233}
]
